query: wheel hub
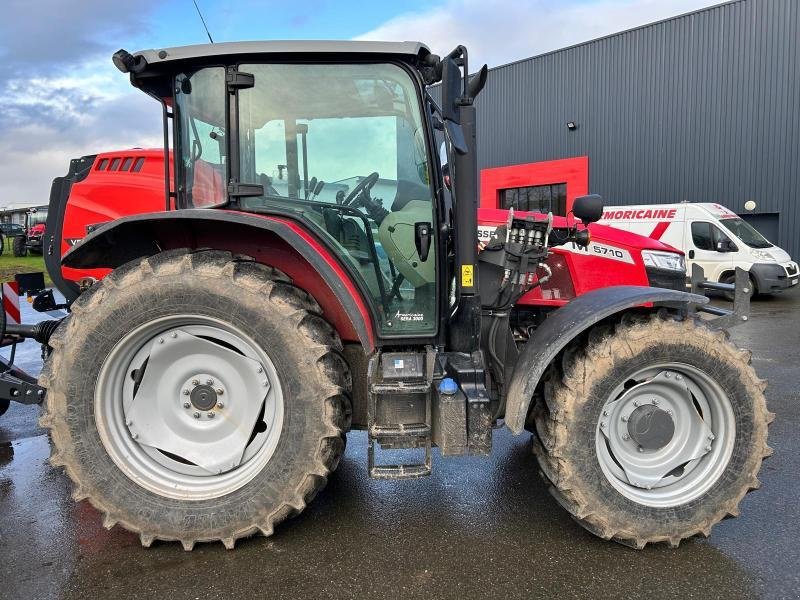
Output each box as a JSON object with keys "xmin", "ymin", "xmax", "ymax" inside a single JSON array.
[
  {"xmin": 123, "ymin": 328, "xmax": 271, "ymax": 475},
  {"xmin": 190, "ymin": 384, "xmax": 218, "ymax": 411},
  {"xmin": 627, "ymin": 404, "xmax": 675, "ymax": 450},
  {"xmin": 598, "ymin": 370, "xmax": 714, "ymax": 490}
]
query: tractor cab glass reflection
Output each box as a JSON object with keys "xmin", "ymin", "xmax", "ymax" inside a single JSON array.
[{"xmin": 236, "ymin": 63, "xmax": 437, "ymax": 336}]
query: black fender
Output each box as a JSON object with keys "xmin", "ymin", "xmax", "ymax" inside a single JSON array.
[
  {"xmin": 503, "ymin": 285, "xmax": 708, "ymax": 435},
  {"xmin": 62, "ymin": 209, "xmax": 375, "ymax": 349}
]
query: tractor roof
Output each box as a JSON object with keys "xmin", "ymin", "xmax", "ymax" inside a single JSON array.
[{"xmin": 133, "ymin": 40, "xmax": 431, "ymax": 65}]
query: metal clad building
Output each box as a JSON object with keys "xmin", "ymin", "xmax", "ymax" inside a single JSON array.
[{"xmin": 464, "ymin": 0, "xmax": 800, "ymax": 258}]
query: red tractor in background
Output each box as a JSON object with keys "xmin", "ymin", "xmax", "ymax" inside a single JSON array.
[
  {"xmin": 12, "ymin": 206, "xmax": 48, "ymax": 257},
  {"xmin": 0, "ymin": 41, "xmax": 769, "ymax": 552}
]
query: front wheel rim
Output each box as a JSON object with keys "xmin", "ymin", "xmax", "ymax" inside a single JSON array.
[
  {"xmin": 95, "ymin": 314, "xmax": 284, "ymax": 501},
  {"xmin": 595, "ymin": 362, "xmax": 735, "ymax": 508}
]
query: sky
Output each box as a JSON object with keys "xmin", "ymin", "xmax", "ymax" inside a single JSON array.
[{"xmin": 0, "ymin": 0, "xmax": 728, "ymax": 207}]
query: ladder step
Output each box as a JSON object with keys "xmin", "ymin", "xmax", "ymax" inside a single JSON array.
[
  {"xmin": 369, "ymin": 464, "xmax": 432, "ymax": 480},
  {"xmin": 370, "ymin": 381, "xmax": 430, "ymax": 395},
  {"xmin": 370, "ymin": 423, "xmax": 430, "ymax": 438}
]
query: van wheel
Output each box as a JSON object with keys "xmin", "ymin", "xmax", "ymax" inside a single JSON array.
[{"xmin": 721, "ymin": 273, "xmax": 755, "ymax": 302}]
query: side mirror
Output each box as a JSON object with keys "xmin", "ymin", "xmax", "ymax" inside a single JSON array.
[
  {"xmin": 716, "ymin": 239, "xmax": 737, "ymax": 253},
  {"xmin": 573, "ymin": 194, "xmax": 604, "ymax": 224},
  {"xmin": 440, "ymin": 56, "xmax": 468, "ymax": 155}
]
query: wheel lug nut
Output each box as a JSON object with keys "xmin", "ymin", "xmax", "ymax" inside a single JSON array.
[
  {"xmin": 633, "ymin": 400, "xmax": 640, "ymax": 407},
  {"xmin": 602, "ymin": 410, "xmax": 608, "ymax": 416},
  {"xmin": 183, "ymin": 401, "xmax": 191, "ymax": 409},
  {"xmin": 705, "ymin": 445, "xmax": 712, "ymax": 452},
  {"xmin": 206, "ymin": 379, "xmax": 214, "ymax": 385},
  {"xmin": 208, "ymin": 412, "xmax": 215, "ymax": 419},
  {"xmin": 192, "ymin": 379, "xmax": 199, "ymax": 386},
  {"xmin": 217, "ymin": 401, "xmax": 224, "ymax": 409},
  {"xmin": 621, "ymin": 415, "xmax": 629, "ymax": 422},
  {"xmin": 637, "ymin": 446, "xmax": 644, "ymax": 453},
  {"xmin": 652, "ymin": 399, "xmax": 659, "ymax": 405},
  {"xmin": 158, "ymin": 338, "xmax": 164, "ymax": 344},
  {"xmin": 193, "ymin": 412, "xmax": 201, "ymax": 419},
  {"xmin": 622, "ymin": 433, "xmax": 630, "ymax": 441},
  {"xmin": 600, "ymin": 422, "xmax": 606, "ymax": 428},
  {"xmin": 257, "ymin": 366, "xmax": 263, "ymax": 373},
  {"xmin": 171, "ymin": 332, "xmax": 178, "ymax": 338},
  {"xmin": 676, "ymin": 375, "xmax": 683, "ymax": 381},
  {"xmin": 665, "ymin": 372, "xmax": 672, "ymax": 378},
  {"xmin": 131, "ymin": 432, "xmax": 138, "ymax": 439},
  {"xmin": 182, "ymin": 389, "xmax": 190, "ymax": 396},
  {"xmin": 216, "ymin": 388, "xmax": 224, "ymax": 395}
]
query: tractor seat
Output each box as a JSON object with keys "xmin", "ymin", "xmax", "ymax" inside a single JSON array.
[{"xmin": 391, "ymin": 179, "xmax": 433, "ymax": 212}]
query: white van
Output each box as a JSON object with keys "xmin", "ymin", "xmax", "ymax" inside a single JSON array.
[{"xmin": 599, "ymin": 202, "xmax": 798, "ymax": 296}]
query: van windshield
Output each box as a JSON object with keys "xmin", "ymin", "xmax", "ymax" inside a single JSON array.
[{"xmin": 720, "ymin": 217, "xmax": 772, "ymax": 249}]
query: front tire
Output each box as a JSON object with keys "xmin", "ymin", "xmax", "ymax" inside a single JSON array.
[
  {"xmin": 40, "ymin": 249, "xmax": 351, "ymax": 550},
  {"xmin": 533, "ymin": 313, "xmax": 772, "ymax": 548}
]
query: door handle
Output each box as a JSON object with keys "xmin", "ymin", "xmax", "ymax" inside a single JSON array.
[{"xmin": 688, "ymin": 250, "xmax": 695, "ymax": 259}]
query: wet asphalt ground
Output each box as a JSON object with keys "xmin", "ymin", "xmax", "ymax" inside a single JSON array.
[{"xmin": 1, "ymin": 290, "xmax": 798, "ymax": 600}]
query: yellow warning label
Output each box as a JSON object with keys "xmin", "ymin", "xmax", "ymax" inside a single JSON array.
[{"xmin": 461, "ymin": 264, "xmax": 474, "ymax": 287}]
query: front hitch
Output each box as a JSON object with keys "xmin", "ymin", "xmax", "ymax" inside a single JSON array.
[{"xmin": 688, "ymin": 264, "xmax": 750, "ymax": 328}]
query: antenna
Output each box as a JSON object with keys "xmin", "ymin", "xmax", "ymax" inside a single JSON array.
[{"xmin": 192, "ymin": 0, "xmax": 215, "ymax": 43}]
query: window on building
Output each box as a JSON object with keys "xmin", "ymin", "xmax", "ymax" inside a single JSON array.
[{"xmin": 501, "ymin": 183, "xmax": 567, "ymax": 215}]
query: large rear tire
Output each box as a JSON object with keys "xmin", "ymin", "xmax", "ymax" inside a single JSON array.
[
  {"xmin": 40, "ymin": 249, "xmax": 351, "ymax": 550},
  {"xmin": 0, "ymin": 398, "xmax": 9, "ymax": 418},
  {"xmin": 533, "ymin": 313, "xmax": 773, "ymax": 548},
  {"xmin": 12, "ymin": 236, "xmax": 26, "ymax": 257}
]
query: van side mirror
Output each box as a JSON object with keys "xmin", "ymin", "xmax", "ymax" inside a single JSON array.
[
  {"xmin": 573, "ymin": 194, "xmax": 604, "ymax": 224},
  {"xmin": 716, "ymin": 239, "xmax": 737, "ymax": 253}
]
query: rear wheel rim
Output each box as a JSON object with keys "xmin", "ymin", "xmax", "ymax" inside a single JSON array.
[
  {"xmin": 595, "ymin": 362, "xmax": 735, "ymax": 508},
  {"xmin": 95, "ymin": 314, "xmax": 284, "ymax": 501}
]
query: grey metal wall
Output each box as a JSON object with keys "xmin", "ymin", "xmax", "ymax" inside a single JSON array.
[{"xmin": 462, "ymin": 0, "xmax": 800, "ymax": 259}]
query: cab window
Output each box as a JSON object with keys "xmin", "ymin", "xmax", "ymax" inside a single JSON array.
[
  {"xmin": 692, "ymin": 221, "xmax": 734, "ymax": 252},
  {"xmin": 237, "ymin": 63, "xmax": 436, "ymax": 336}
]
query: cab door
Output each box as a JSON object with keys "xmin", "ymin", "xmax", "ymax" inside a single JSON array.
[{"xmin": 687, "ymin": 221, "xmax": 735, "ymax": 281}]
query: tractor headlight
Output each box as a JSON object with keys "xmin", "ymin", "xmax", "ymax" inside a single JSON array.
[{"xmin": 642, "ymin": 250, "xmax": 685, "ymax": 272}]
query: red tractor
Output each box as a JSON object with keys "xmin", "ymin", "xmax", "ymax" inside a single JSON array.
[
  {"xmin": 12, "ymin": 206, "xmax": 48, "ymax": 257},
  {"xmin": 0, "ymin": 42, "xmax": 770, "ymax": 551}
]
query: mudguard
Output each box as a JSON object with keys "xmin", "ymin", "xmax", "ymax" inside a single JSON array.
[
  {"xmin": 503, "ymin": 285, "xmax": 708, "ymax": 435},
  {"xmin": 62, "ymin": 209, "xmax": 376, "ymax": 349}
]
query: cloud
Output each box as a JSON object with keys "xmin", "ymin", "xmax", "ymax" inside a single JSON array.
[
  {"xmin": 356, "ymin": 0, "xmax": 728, "ymax": 68},
  {"xmin": 0, "ymin": 1, "xmax": 163, "ymax": 207}
]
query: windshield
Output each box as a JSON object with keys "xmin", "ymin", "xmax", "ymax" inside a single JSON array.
[
  {"xmin": 720, "ymin": 217, "xmax": 773, "ymax": 249},
  {"xmin": 237, "ymin": 63, "xmax": 430, "ymax": 207}
]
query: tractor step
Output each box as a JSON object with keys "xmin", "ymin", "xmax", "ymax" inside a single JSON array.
[{"xmin": 366, "ymin": 349, "xmax": 436, "ymax": 480}]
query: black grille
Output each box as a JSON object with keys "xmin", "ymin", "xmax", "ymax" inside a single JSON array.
[{"xmin": 646, "ymin": 267, "xmax": 687, "ymax": 291}]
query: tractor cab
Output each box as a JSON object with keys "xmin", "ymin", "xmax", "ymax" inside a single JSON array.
[{"xmin": 120, "ymin": 42, "xmax": 445, "ymax": 337}]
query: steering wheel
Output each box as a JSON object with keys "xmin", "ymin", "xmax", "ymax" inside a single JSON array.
[{"xmin": 342, "ymin": 172, "xmax": 380, "ymax": 207}]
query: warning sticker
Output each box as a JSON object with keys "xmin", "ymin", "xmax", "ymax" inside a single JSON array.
[{"xmin": 461, "ymin": 264, "xmax": 474, "ymax": 287}]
